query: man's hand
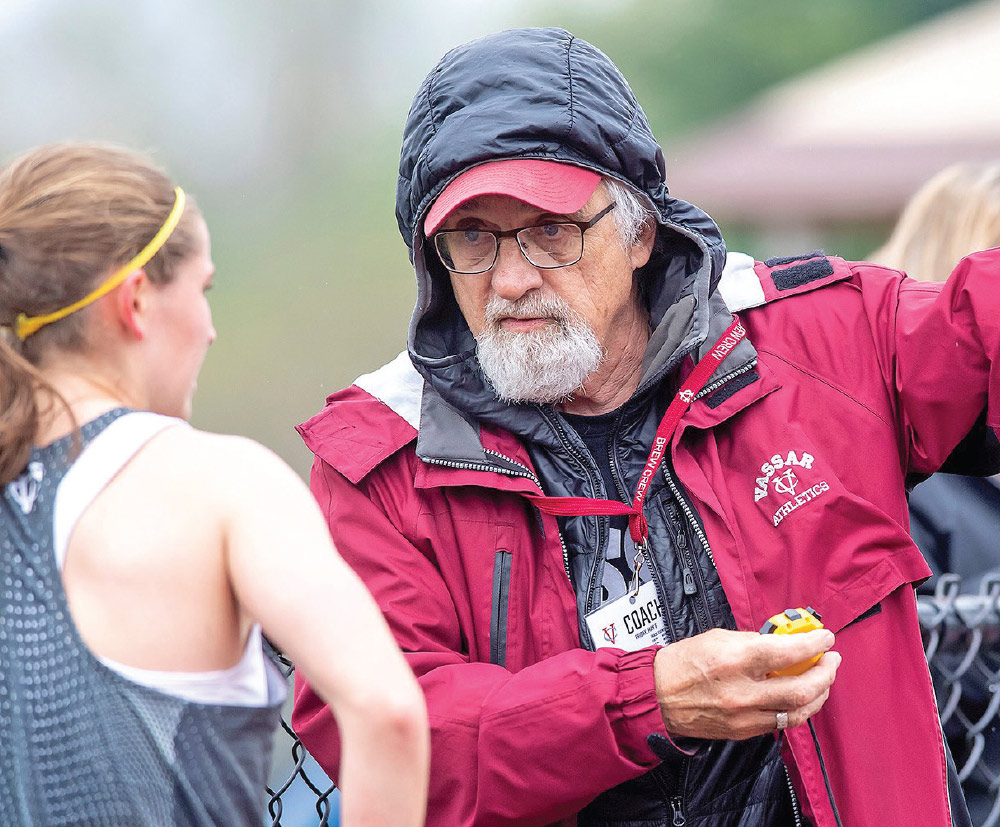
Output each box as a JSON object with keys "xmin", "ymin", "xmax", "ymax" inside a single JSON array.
[{"xmin": 653, "ymin": 628, "xmax": 840, "ymax": 740}]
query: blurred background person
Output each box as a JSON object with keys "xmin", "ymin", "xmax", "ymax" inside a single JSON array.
[
  {"xmin": 0, "ymin": 142, "xmax": 429, "ymax": 827},
  {"xmin": 871, "ymin": 161, "xmax": 1000, "ymax": 591},
  {"xmin": 873, "ymin": 162, "xmax": 1000, "ymax": 286},
  {"xmin": 870, "ymin": 160, "xmax": 1000, "ymax": 826}
]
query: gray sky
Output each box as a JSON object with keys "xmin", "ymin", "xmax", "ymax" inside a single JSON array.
[{"xmin": 0, "ymin": 1, "xmax": 549, "ymax": 188}]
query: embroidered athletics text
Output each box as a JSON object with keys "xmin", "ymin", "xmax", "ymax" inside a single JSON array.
[{"xmin": 772, "ymin": 481, "xmax": 830, "ymax": 526}]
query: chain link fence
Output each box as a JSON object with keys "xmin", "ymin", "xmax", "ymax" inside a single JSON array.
[
  {"xmin": 922, "ymin": 575, "xmax": 1000, "ymax": 826},
  {"xmin": 266, "ymin": 576, "xmax": 1000, "ymax": 826},
  {"xmin": 265, "ymin": 647, "xmax": 338, "ymax": 827}
]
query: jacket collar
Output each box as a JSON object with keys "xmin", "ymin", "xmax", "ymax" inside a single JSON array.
[{"xmin": 343, "ymin": 252, "xmax": 784, "ymax": 478}]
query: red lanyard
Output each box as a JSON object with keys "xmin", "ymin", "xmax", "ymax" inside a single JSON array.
[{"xmin": 526, "ymin": 315, "xmax": 746, "ymax": 548}]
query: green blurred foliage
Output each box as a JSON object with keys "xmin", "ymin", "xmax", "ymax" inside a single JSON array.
[
  {"xmin": 531, "ymin": 0, "xmax": 972, "ymax": 141},
  {"xmin": 193, "ymin": 133, "xmax": 416, "ymax": 471}
]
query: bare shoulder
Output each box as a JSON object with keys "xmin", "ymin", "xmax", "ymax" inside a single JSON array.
[
  {"xmin": 151, "ymin": 425, "xmax": 302, "ymax": 482},
  {"xmin": 120, "ymin": 426, "xmax": 328, "ymax": 551}
]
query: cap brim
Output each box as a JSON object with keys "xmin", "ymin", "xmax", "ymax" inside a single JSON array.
[{"xmin": 424, "ymin": 159, "xmax": 602, "ymax": 235}]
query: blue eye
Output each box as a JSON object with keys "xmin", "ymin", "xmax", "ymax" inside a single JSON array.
[
  {"xmin": 462, "ymin": 229, "xmax": 482, "ymax": 243},
  {"xmin": 540, "ymin": 223, "xmax": 565, "ymax": 238}
]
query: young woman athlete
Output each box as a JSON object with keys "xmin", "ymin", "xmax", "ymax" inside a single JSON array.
[{"xmin": 0, "ymin": 142, "xmax": 429, "ymax": 827}]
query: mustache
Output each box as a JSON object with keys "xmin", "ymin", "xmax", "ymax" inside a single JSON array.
[{"xmin": 483, "ymin": 293, "xmax": 572, "ymax": 328}]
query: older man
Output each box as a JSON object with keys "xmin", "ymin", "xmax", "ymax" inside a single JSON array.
[{"xmin": 293, "ymin": 28, "xmax": 991, "ymax": 827}]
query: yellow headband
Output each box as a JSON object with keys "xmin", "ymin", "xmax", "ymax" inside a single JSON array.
[{"xmin": 12, "ymin": 187, "xmax": 187, "ymax": 341}]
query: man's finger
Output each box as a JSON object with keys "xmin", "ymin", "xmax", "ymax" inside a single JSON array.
[
  {"xmin": 751, "ymin": 629, "xmax": 835, "ymax": 676},
  {"xmin": 759, "ymin": 651, "xmax": 842, "ymax": 713},
  {"xmin": 765, "ymin": 681, "xmax": 835, "ymax": 734}
]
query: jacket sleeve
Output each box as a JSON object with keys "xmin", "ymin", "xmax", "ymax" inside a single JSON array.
[
  {"xmin": 292, "ymin": 453, "xmax": 668, "ymax": 827},
  {"xmin": 880, "ymin": 249, "xmax": 1000, "ymax": 475},
  {"xmin": 934, "ymin": 411, "xmax": 1000, "ymax": 477}
]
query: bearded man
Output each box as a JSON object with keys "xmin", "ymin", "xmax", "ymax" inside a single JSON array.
[{"xmin": 292, "ymin": 28, "xmax": 993, "ymax": 827}]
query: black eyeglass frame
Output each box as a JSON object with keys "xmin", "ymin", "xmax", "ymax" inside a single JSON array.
[{"xmin": 432, "ymin": 201, "xmax": 617, "ymax": 275}]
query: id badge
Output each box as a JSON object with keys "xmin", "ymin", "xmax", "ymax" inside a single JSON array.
[{"xmin": 585, "ymin": 579, "xmax": 669, "ymax": 651}]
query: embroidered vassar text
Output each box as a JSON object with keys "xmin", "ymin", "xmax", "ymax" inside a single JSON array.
[{"xmin": 754, "ymin": 450, "xmax": 814, "ymax": 502}]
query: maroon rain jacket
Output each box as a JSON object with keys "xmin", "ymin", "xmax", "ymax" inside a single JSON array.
[{"xmin": 294, "ymin": 249, "xmax": 1000, "ymax": 827}]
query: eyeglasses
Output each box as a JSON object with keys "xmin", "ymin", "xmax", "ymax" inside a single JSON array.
[{"xmin": 432, "ymin": 202, "xmax": 617, "ymax": 275}]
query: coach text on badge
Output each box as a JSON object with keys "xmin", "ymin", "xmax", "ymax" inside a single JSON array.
[{"xmin": 585, "ymin": 580, "xmax": 669, "ymax": 651}]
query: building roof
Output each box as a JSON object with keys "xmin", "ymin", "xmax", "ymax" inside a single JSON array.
[{"xmin": 667, "ymin": 0, "xmax": 1000, "ymax": 224}]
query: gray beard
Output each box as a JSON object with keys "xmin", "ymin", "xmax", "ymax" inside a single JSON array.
[{"xmin": 474, "ymin": 293, "xmax": 604, "ymax": 404}]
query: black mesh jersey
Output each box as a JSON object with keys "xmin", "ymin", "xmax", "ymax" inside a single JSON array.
[{"xmin": 0, "ymin": 409, "xmax": 286, "ymax": 826}]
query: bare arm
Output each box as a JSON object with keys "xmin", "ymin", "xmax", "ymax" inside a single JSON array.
[{"xmin": 216, "ymin": 437, "xmax": 429, "ymax": 827}]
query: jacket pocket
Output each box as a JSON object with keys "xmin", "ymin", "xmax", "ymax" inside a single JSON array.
[
  {"xmin": 843, "ymin": 601, "xmax": 882, "ymax": 629},
  {"xmin": 491, "ymin": 549, "xmax": 512, "ymax": 667}
]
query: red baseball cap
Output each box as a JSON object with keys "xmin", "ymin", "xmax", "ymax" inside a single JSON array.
[{"xmin": 423, "ymin": 159, "xmax": 602, "ymax": 235}]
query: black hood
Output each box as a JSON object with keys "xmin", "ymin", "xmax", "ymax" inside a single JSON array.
[{"xmin": 394, "ymin": 27, "xmax": 731, "ymax": 457}]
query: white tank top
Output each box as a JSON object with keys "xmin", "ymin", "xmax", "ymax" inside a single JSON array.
[{"xmin": 54, "ymin": 411, "xmax": 271, "ymax": 708}]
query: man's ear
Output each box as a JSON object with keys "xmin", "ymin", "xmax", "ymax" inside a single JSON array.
[
  {"xmin": 629, "ymin": 220, "xmax": 656, "ymax": 270},
  {"xmin": 114, "ymin": 270, "xmax": 151, "ymax": 340}
]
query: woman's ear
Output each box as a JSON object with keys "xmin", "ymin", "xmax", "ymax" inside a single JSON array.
[{"xmin": 114, "ymin": 270, "xmax": 150, "ymax": 340}]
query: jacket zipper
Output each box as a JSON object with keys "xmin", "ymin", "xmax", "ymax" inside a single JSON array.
[
  {"xmin": 605, "ymin": 410, "xmax": 631, "ymax": 505},
  {"xmin": 605, "ymin": 406, "xmax": 685, "ymax": 644},
  {"xmin": 784, "ymin": 764, "xmax": 802, "ymax": 827},
  {"xmin": 423, "ymin": 452, "xmax": 574, "ymax": 582},
  {"xmin": 646, "ymin": 536, "xmax": 682, "ymax": 644},
  {"xmin": 661, "ymin": 462, "xmax": 716, "ymax": 570},
  {"xmin": 665, "ymin": 499, "xmax": 711, "ymax": 635},
  {"xmin": 538, "ymin": 411, "xmax": 609, "ymax": 618},
  {"xmin": 652, "ymin": 359, "xmax": 753, "ymax": 633},
  {"xmin": 424, "ymin": 453, "xmax": 537, "ymax": 484},
  {"xmin": 629, "ymin": 356, "xmax": 757, "ymax": 585},
  {"xmin": 693, "ymin": 358, "xmax": 758, "ymax": 402},
  {"xmin": 650, "ymin": 759, "xmax": 689, "ymax": 826},
  {"xmin": 490, "ymin": 550, "xmax": 512, "ymax": 667},
  {"xmin": 662, "ymin": 464, "xmax": 715, "ymax": 635},
  {"xmin": 669, "ymin": 796, "xmax": 686, "ymax": 827}
]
